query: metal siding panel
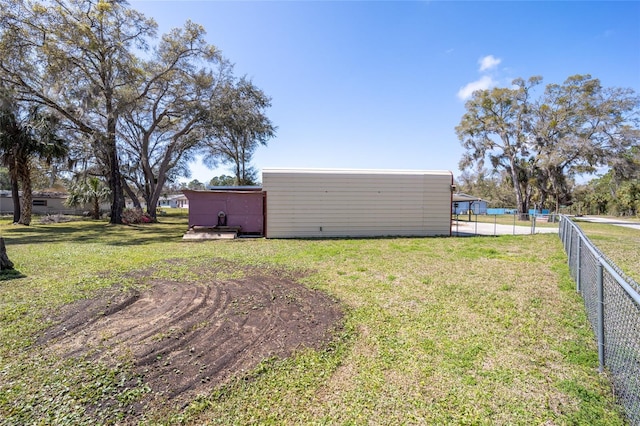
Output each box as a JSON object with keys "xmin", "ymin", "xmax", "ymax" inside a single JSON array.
[{"xmin": 264, "ymin": 169, "xmax": 452, "ymax": 238}]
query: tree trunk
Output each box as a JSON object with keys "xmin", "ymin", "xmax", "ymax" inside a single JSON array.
[
  {"xmin": 146, "ymin": 173, "xmax": 168, "ymax": 220},
  {"xmin": 17, "ymin": 157, "xmax": 32, "ymax": 226},
  {"xmin": 147, "ymin": 184, "xmax": 160, "ymax": 220},
  {"xmin": 10, "ymin": 172, "xmax": 20, "ymax": 224},
  {"xmin": 523, "ymin": 183, "xmax": 533, "ymax": 220},
  {"xmin": 123, "ymin": 180, "xmax": 142, "ymax": 209},
  {"xmin": 240, "ymin": 143, "xmax": 247, "ymax": 185},
  {"xmin": 92, "ymin": 196, "xmax": 100, "ymax": 220},
  {"xmin": 234, "ymin": 141, "xmax": 241, "ymax": 185},
  {"xmin": 109, "ymin": 148, "xmax": 125, "ymax": 224},
  {"xmin": 507, "ymin": 158, "xmax": 529, "ymax": 221},
  {"xmin": 147, "ymin": 196, "xmax": 158, "ymax": 219},
  {"xmin": 519, "ymin": 200, "xmax": 529, "ymax": 221},
  {"xmin": 105, "ymin": 111, "xmax": 125, "ymax": 224},
  {"xmin": 0, "ymin": 237, "xmax": 14, "ymax": 270}
]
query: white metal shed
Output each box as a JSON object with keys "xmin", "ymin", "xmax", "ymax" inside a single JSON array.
[{"xmin": 262, "ymin": 168, "xmax": 453, "ymax": 238}]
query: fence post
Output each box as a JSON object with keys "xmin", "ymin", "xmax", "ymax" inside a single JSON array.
[
  {"xmin": 531, "ymin": 215, "xmax": 536, "ymax": 234},
  {"xmin": 456, "ymin": 214, "xmax": 459, "ymax": 235},
  {"xmin": 576, "ymin": 238, "xmax": 582, "ymax": 293},
  {"xmin": 597, "ymin": 261, "xmax": 605, "ymax": 373},
  {"xmin": 567, "ymin": 225, "xmax": 573, "ymax": 266}
]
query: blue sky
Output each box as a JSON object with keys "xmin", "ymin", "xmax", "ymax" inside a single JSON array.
[{"xmin": 129, "ymin": 0, "xmax": 640, "ymax": 183}]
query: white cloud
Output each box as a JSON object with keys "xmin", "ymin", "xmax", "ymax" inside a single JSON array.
[
  {"xmin": 478, "ymin": 55, "xmax": 501, "ymax": 72},
  {"xmin": 457, "ymin": 75, "xmax": 495, "ymax": 100}
]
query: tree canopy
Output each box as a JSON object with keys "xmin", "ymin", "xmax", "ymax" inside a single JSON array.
[
  {"xmin": 209, "ymin": 174, "xmax": 237, "ymax": 187},
  {"xmin": 66, "ymin": 176, "xmax": 111, "ymax": 219},
  {"xmin": 203, "ymin": 77, "xmax": 276, "ymax": 186},
  {"xmin": 0, "ymin": 0, "xmax": 157, "ymax": 223},
  {"xmin": 570, "ymin": 146, "xmax": 640, "ymax": 216},
  {"xmin": 457, "ymin": 74, "xmax": 639, "ymax": 218},
  {"xmin": 0, "ymin": 89, "xmax": 68, "ymax": 224},
  {"xmin": 0, "ymin": 0, "xmax": 275, "ymax": 222},
  {"xmin": 118, "ymin": 20, "xmax": 230, "ymax": 218}
]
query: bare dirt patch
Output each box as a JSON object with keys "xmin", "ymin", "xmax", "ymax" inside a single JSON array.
[{"xmin": 38, "ymin": 259, "xmax": 343, "ymax": 417}]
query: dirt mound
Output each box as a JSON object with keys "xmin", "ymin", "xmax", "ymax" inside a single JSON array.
[{"xmin": 39, "ymin": 259, "xmax": 342, "ymax": 414}]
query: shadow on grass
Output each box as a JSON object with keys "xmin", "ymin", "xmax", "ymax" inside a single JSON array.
[
  {"xmin": 0, "ymin": 269, "xmax": 26, "ymax": 280},
  {"xmin": 0, "ymin": 218, "xmax": 188, "ymax": 246}
]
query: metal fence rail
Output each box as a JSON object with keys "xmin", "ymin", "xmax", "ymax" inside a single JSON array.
[{"xmin": 559, "ymin": 215, "xmax": 640, "ymax": 424}]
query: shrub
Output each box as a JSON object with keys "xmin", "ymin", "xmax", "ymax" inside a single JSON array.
[{"xmin": 121, "ymin": 208, "xmax": 154, "ymax": 225}]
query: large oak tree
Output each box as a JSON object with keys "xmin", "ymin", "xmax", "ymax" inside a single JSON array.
[
  {"xmin": 457, "ymin": 77, "xmax": 540, "ymax": 220},
  {"xmin": 457, "ymin": 75, "xmax": 639, "ymax": 218},
  {"xmin": 203, "ymin": 77, "xmax": 276, "ymax": 185},
  {"xmin": 533, "ymin": 75, "xmax": 640, "ymax": 211},
  {"xmin": 0, "ymin": 0, "xmax": 157, "ymax": 224},
  {"xmin": 119, "ymin": 21, "xmax": 230, "ymax": 218},
  {"xmin": 1, "ymin": 1, "xmax": 276, "ymax": 222}
]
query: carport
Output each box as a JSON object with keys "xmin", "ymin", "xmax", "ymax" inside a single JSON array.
[{"xmin": 452, "ymin": 193, "xmax": 484, "ymax": 221}]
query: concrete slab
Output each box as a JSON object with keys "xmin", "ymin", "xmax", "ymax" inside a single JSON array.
[
  {"xmin": 182, "ymin": 230, "xmax": 238, "ymax": 240},
  {"xmin": 452, "ymin": 220, "xmax": 559, "ymax": 237}
]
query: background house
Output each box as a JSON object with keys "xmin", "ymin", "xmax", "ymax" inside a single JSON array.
[
  {"xmin": 0, "ymin": 190, "xmax": 108, "ymax": 216},
  {"xmin": 158, "ymin": 194, "xmax": 189, "ymax": 209},
  {"xmin": 452, "ymin": 193, "xmax": 487, "ymax": 215}
]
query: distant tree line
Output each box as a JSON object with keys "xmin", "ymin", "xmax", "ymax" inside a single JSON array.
[
  {"xmin": 457, "ymin": 75, "xmax": 639, "ymax": 220},
  {"xmin": 459, "ymin": 164, "xmax": 640, "ymax": 218},
  {"xmin": 0, "ymin": 0, "xmax": 275, "ymax": 224},
  {"xmin": 572, "ymin": 156, "xmax": 640, "ymax": 216}
]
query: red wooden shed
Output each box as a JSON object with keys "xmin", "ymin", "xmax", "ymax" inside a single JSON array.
[{"xmin": 182, "ymin": 187, "xmax": 264, "ymax": 237}]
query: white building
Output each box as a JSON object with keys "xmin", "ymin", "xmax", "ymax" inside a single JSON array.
[
  {"xmin": 262, "ymin": 168, "xmax": 454, "ymax": 238},
  {"xmin": 158, "ymin": 194, "xmax": 189, "ymax": 209}
]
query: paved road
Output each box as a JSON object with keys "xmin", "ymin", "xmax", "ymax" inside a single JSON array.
[
  {"xmin": 452, "ymin": 219, "xmax": 559, "ymax": 237},
  {"xmin": 452, "ymin": 215, "xmax": 640, "ymax": 236},
  {"xmin": 573, "ymin": 216, "xmax": 640, "ymax": 231}
]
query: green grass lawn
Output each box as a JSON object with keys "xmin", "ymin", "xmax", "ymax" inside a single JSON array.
[
  {"xmin": 571, "ymin": 219, "xmax": 640, "ymax": 284},
  {"xmin": 0, "ymin": 214, "xmax": 625, "ymax": 425}
]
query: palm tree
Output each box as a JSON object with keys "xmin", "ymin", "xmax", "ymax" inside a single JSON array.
[
  {"xmin": 0, "ymin": 91, "xmax": 68, "ymax": 225},
  {"xmin": 66, "ymin": 177, "xmax": 111, "ymax": 220},
  {"xmin": 0, "ymin": 95, "xmax": 24, "ymax": 223}
]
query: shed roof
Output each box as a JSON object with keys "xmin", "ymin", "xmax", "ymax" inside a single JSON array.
[
  {"xmin": 262, "ymin": 168, "xmax": 452, "ymax": 176},
  {"xmin": 206, "ymin": 186, "xmax": 262, "ymax": 191},
  {"xmin": 182, "ymin": 188, "xmax": 263, "ymax": 198}
]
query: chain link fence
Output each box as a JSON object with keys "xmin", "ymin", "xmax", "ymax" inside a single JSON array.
[{"xmin": 559, "ymin": 215, "xmax": 640, "ymax": 424}]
